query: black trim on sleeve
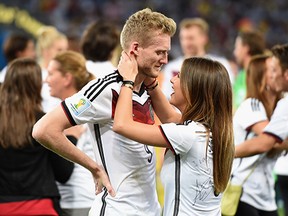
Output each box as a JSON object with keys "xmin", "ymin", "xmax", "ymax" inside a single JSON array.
[
  {"xmin": 159, "ymin": 125, "xmax": 176, "ymax": 155},
  {"xmin": 61, "ymin": 101, "xmax": 77, "ymax": 126},
  {"xmin": 263, "ymin": 131, "xmax": 283, "ymax": 143}
]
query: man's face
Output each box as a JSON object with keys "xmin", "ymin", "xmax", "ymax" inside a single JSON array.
[
  {"xmin": 270, "ymin": 56, "xmax": 288, "ymax": 92},
  {"xmin": 233, "ymin": 37, "xmax": 247, "ymax": 67},
  {"xmin": 136, "ymin": 32, "xmax": 171, "ymax": 78},
  {"xmin": 179, "ymin": 26, "xmax": 207, "ymax": 57}
]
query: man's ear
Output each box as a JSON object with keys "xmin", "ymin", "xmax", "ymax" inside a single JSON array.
[{"xmin": 130, "ymin": 42, "xmax": 140, "ymax": 56}]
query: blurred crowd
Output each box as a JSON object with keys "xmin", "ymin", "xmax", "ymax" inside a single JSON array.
[{"xmin": 1, "ymin": 0, "xmax": 288, "ymax": 66}]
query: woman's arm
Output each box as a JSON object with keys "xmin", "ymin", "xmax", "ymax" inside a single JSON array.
[
  {"xmin": 249, "ymin": 120, "xmax": 269, "ymax": 135},
  {"xmin": 235, "ymin": 133, "xmax": 276, "ymax": 158},
  {"xmin": 114, "ymin": 52, "xmax": 169, "ymax": 148}
]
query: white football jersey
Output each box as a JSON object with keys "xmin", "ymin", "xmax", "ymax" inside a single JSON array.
[
  {"xmin": 62, "ymin": 71, "xmax": 161, "ymax": 216},
  {"xmin": 264, "ymin": 96, "xmax": 288, "ymax": 141},
  {"xmin": 232, "ymin": 98, "xmax": 278, "ymax": 211},
  {"xmin": 160, "ymin": 121, "xmax": 221, "ymax": 216}
]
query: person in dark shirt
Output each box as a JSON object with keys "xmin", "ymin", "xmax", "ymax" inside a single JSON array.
[{"xmin": 0, "ymin": 58, "xmax": 74, "ymax": 215}]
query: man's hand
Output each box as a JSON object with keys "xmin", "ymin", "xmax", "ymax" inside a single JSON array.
[{"xmin": 92, "ymin": 166, "xmax": 116, "ymax": 197}]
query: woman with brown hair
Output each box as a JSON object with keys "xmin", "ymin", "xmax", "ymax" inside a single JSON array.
[
  {"xmin": 113, "ymin": 54, "xmax": 235, "ymax": 215},
  {"xmin": 0, "ymin": 58, "xmax": 73, "ymax": 215}
]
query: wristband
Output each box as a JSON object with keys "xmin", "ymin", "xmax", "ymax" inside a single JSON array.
[
  {"xmin": 122, "ymin": 83, "xmax": 133, "ymax": 90},
  {"xmin": 122, "ymin": 80, "xmax": 135, "ymax": 86}
]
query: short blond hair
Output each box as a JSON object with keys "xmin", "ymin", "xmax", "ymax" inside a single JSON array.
[
  {"xmin": 179, "ymin": 18, "xmax": 209, "ymax": 34},
  {"xmin": 120, "ymin": 8, "xmax": 176, "ymax": 50}
]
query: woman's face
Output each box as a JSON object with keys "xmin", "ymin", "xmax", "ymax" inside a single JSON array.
[
  {"xmin": 169, "ymin": 72, "xmax": 186, "ymax": 112},
  {"xmin": 46, "ymin": 60, "xmax": 66, "ymax": 100}
]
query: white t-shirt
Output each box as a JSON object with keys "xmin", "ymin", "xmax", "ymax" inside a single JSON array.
[
  {"xmin": 162, "ymin": 55, "xmax": 234, "ymax": 99},
  {"xmin": 264, "ymin": 96, "xmax": 288, "ymax": 142},
  {"xmin": 264, "ymin": 96, "xmax": 288, "ymax": 176},
  {"xmin": 57, "ymin": 125, "xmax": 96, "ymax": 209},
  {"xmin": 232, "ymin": 98, "xmax": 278, "ymax": 211},
  {"xmin": 62, "ymin": 71, "xmax": 161, "ymax": 216},
  {"xmin": 160, "ymin": 121, "xmax": 221, "ymax": 216},
  {"xmin": 86, "ymin": 60, "xmax": 116, "ymax": 79}
]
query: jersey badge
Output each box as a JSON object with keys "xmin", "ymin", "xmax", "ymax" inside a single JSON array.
[{"xmin": 70, "ymin": 98, "xmax": 91, "ymax": 116}]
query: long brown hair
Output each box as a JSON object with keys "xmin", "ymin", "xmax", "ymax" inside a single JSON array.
[
  {"xmin": 0, "ymin": 58, "xmax": 42, "ymax": 149},
  {"xmin": 180, "ymin": 57, "xmax": 234, "ymax": 193},
  {"xmin": 246, "ymin": 54, "xmax": 282, "ymax": 119}
]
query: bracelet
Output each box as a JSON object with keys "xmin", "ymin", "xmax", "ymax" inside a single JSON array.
[
  {"xmin": 145, "ymin": 78, "xmax": 157, "ymax": 88},
  {"xmin": 122, "ymin": 83, "xmax": 133, "ymax": 90},
  {"xmin": 122, "ymin": 80, "xmax": 135, "ymax": 86},
  {"xmin": 145, "ymin": 81, "xmax": 159, "ymax": 91}
]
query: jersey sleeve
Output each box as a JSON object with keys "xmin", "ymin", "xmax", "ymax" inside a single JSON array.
[
  {"xmin": 62, "ymin": 79, "xmax": 118, "ymax": 125},
  {"xmin": 160, "ymin": 121, "xmax": 206, "ymax": 155},
  {"xmin": 233, "ymin": 98, "xmax": 268, "ymax": 130},
  {"xmin": 263, "ymin": 97, "xmax": 288, "ymax": 142}
]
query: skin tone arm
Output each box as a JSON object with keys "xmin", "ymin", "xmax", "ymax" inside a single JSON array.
[
  {"xmin": 235, "ymin": 132, "xmax": 276, "ymax": 158},
  {"xmin": 235, "ymin": 119, "xmax": 288, "ymax": 157},
  {"xmin": 32, "ymin": 106, "xmax": 115, "ymax": 196},
  {"xmin": 113, "ymin": 52, "xmax": 169, "ymax": 148}
]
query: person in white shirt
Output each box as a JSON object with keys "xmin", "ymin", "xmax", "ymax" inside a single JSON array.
[
  {"xmin": 114, "ymin": 54, "xmax": 234, "ymax": 216},
  {"xmin": 161, "ymin": 17, "xmax": 234, "ymax": 99},
  {"xmin": 32, "ymin": 8, "xmax": 176, "ymax": 216},
  {"xmin": 232, "ymin": 54, "xmax": 282, "ymax": 215},
  {"xmin": 235, "ymin": 44, "xmax": 288, "ymax": 215},
  {"xmin": 46, "ymin": 51, "xmax": 95, "ymax": 216},
  {"xmin": 80, "ymin": 20, "xmax": 120, "ymax": 79}
]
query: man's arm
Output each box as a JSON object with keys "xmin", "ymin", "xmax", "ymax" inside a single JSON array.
[
  {"xmin": 32, "ymin": 105, "xmax": 115, "ymax": 196},
  {"xmin": 235, "ymin": 133, "xmax": 277, "ymax": 158}
]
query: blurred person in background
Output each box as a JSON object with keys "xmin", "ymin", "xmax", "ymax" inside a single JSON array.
[
  {"xmin": 0, "ymin": 58, "xmax": 74, "ymax": 216},
  {"xmin": 0, "ymin": 33, "xmax": 36, "ymax": 83},
  {"xmin": 161, "ymin": 17, "xmax": 234, "ymax": 99},
  {"xmin": 232, "ymin": 54, "xmax": 282, "ymax": 216},
  {"xmin": 235, "ymin": 43, "xmax": 288, "ymax": 215},
  {"xmin": 36, "ymin": 26, "xmax": 69, "ymax": 113},
  {"xmin": 80, "ymin": 19, "xmax": 120, "ymax": 78},
  {"xmin": 46, "ymin": 50, "xmax": 95, "ymax": 216},
  {"xmin": 233, "ymin": 30, "xmax": 266, "ymax": 110}
]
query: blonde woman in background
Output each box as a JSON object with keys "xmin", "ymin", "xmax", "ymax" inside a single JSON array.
[
  {"xmin": 46, "ymin": 50, "xmax": 95, "ymax": 216},
  {"xmin": 36, "ymin": 26, "xmax": 68, "ymax": 112}
]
